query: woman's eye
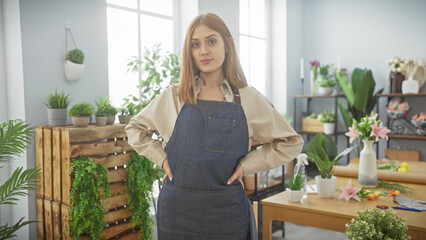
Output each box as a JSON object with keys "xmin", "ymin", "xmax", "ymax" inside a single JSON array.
[
  {"xmin": 208, "ymin": 39, "xmax": 216, "ymax": 45},
  {"xmin": 191, "ymin": 42, "xmax": 200, "ymax": 48}
]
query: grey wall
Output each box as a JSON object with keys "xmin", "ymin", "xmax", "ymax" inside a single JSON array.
[
  {"xmin": 288, "ymin": 0, "xmax": 426, "ymax": 161},
  {"xmin": 18, "ymin": 0, "xmax": 109, "ymax": 238}
]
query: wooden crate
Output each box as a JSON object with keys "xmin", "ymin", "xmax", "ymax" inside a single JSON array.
[
  {"xmin": 35, "ymin": 124, "xmax": 140, "ymax": 239},
  {"xmin": 302, "ymin": 118, "xmax": 324, "ymax": 133}
]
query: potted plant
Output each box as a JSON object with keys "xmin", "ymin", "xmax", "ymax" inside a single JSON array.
[
  {"xmin": 345, "ymin": 208, "xmax": 410, "ymax": 240},
  {"xmin": 95, "ymin": 106, "xmax": 108, "ymax": 126},
  {"xmin": 320, "ymin": 111, "xmax": 336, "ymax": 135},
  {"xmin": 306, "ymin": 133, "xmax": 354, "ymax": 198},
  {"xmin": 118, "ymin": 102, "xmax": 138, "ymax": 124},
  {"xmin": 68, "ymin": 102, "xmax": 94, "ymax": 127},
  {"xmin": 318, "ymin": 78, "xmax": 337, "ymax": 95},
  {"xmin": 65, "ymin": 48, "xmax": 85, "ymax": 82},
  {"xmin": 286, "ymin": 173, "xmax": 305, "ymax": 202},
  {"xmin": 95, "ymin": 97, "xmax": 117, "ymax": 125},
  {"xmin": 43, "ymin": 90, "xmax": 70, "ymax": 126}
]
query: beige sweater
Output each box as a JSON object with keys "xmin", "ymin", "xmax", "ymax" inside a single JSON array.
[{"xmin": 125, "ymin": 79, "xmax": 303, "ymax": 175}]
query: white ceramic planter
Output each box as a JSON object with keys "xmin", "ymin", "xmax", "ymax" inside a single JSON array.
[
  {"xmin": 286, "ymin": 188, "xmax": 304, "ymax": 202},
  {"xmin": 318, "ymin": 86, "xmax": 334, "ymax": 95},
  {"xmin": 323, "ymin": 122, "xmax": 335, "ymax": 135},
  {"xmin": 315, "ymin": 175, "xmax": 336, "ymax": 198},
  {"xmin": 96, "ymin": 116, "xmax": 107, "ymax": 126},
  {"xmin": 401, "ymin": 77, "xmax": 419, "ymax": 94},
  {"xmin": 47, "ymin": 108, "xmax": 67, "ymax": 126},
  {"xmin": 71, "ymin": 116, "xmax": 91, "ymax": 127},
  {"xmin": 358, "ymin": 140, "xmax": 378, "ymax": 187},
  {"xmin": 64, "ymin": 60, "xmax": 84, "ymax": 82}
]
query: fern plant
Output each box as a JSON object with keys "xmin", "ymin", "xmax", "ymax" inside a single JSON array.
[
  {"xmin": 0, "ymin": 120, "xmax": 41, "ymax": 240},
  {"xmin": 126, "ymin": 151, "xmax": 163, "ymax": 240},
  {"xmin": 69, "ymin": 156, "xmax": 110, "ymax": 240}
]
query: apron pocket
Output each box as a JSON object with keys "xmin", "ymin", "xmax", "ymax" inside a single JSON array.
[{"xmin": 205, "ymin": 116, "xmax": 235, "ymax": 154}]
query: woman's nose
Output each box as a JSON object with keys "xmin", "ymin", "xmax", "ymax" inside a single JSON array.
[{"xmin": 200, "ymin": 44, "xmax": 209, "ymax": 55}]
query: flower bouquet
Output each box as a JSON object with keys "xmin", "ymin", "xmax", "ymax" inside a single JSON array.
[
  {"xmin": 387, "ymin": 97, "xmax": 411, "ymax": 119},
  {"xmin": 345, "ymin": 112, "xmax": 391, "ymax": 143},
  {"xmin": 387, "ymin": 56, "xmax": 406, "ymax": 73}
]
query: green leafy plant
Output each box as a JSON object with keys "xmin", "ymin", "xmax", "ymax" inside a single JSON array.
[
  {"xmin": 126, "ymin": 151, "xmax": 164, "ymax": 240},
  {"xmin": 319, "ymin": 64, "xmax": 332, "ymax": 76},
  {"xmin": 69, "ymin": 156, "xmax": 110, "ymax": 240},
  {"xmin": 318, "ymin": 78, "xmax": 337, "ymax": 87},
  {"xmin": 66, "ymin": 48, "xmax": 85, "ymax": 64},
  {"xmin": 335, "ymin": 68, "xmax": 384, "ymax": 130},
  {"xmin": 124, "ymin": 43, "xmax": 180, "ymax": 113},
  {"xmin": 68, "ymin": 102, "xmax": 94, "ymax": 117},
  {"xmin": 43, "ymin": 90, "xmax": 71, "ymax": 109},
  {"xmin": 306, "ymin": 133, "xmax": 354, "ymax": 179},
  {"xmin": 345, "ymin": 208, "xmax": 410, "ymax": 240},
  {"xmin": 95, "ymin": 97, "xmax": 117, "ymax": 116},
  {"xmin": 378, "ymin": 181, "xmax": 414, "ymax": 195},
  {"xmin": 286, "ymin": 174, "xmax": 305, "ymax": 191},
  {"xmin": 0, "ymin": 120, "xmax": 41, "ymax": 240},
  {"xmin": 320, "ymin": 111, "xmax": 335, "ymax": 123},
  {"xmin": 120, "ymin": 102, "xmax": 138, "ymax": 116}
]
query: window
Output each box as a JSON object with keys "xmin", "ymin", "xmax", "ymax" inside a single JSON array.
[
  {"xmin": 106, "ymin": 0, "xmax": 175, "ymax": 107},
  {"xmin": 239, "ymin": 0, "xmax": 268, "ymax": 95}
]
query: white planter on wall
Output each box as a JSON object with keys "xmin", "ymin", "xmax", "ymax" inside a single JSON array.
[{"xmin": 64, "ymin": 60, "xmax": 84, "ymax": 82}]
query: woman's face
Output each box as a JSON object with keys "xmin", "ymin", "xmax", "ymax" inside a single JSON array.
[{"xmin": 191, "ymin": 24, "xmax": 226, "ymax": 77}]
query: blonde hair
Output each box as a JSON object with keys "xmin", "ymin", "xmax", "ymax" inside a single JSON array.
[{"xmin": 178, "ymin": 13, "xmax": 248, "ymax": 105}]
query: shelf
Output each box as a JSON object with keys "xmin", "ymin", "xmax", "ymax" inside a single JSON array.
[
  {"xmin": 388, "ymin": 134, "xmax": 426, "ymax": 140},
  {"xmin": 294, "ymin": 94, "xmax": 345, "ymax": 98},
  {"xmin": 300, "ymin": 131, "xmax": 347, "ymax": 135},
  {"xmin": 377, "ymin": 93, "xmax": 426, "ymax": 97}
]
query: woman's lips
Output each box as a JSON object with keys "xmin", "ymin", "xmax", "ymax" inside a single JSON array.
[{"xmin": 201, "ymin": 59, "xmax": 212, "ymax": 64}]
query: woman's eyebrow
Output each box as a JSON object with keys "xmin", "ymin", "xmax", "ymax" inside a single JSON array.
[{"xmin": 191, "ymin": 34, "xmax": 218, "ymax": 40}]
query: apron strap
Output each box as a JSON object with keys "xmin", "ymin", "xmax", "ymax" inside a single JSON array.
[{"xmin": 228, "ymin": 83, "xmax": 241, "ymax": 104}]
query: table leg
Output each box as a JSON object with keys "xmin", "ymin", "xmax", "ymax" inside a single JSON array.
[{"xmin": 262, "ymin": 205, "xmax": 273, "ymax": 240}]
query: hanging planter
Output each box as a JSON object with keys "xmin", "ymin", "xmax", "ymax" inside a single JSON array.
[{"xmin": 64, "ymin": 27, "xmax": 85, "ymax": 82}]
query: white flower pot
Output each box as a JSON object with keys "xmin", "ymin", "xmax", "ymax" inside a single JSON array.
[
  {"xmin": 401, "ymin": 77, "xmax": 419, "ymax": 94},
  {"xmin": 64, "ymin": 60, "xmax": 84, "ymax": 82},
  {"xmin": 47, "ymin": 108, "xmax": 67, "ymax": 126},
  {"xmin": 286, "ymin": 188, "xmax": 304, "ymax": 202},
  {"xmin": 323, "ymin": 122, "xmax": 335, "ymax": 135},
  {"xmin": 358, "ymin": 140, "xmax": 378, "ymax": 187},
  {"xmin": 318, "ymin": 86, "xmax": 334, "ymax": 95},
  {"xmin": 315, "ymin": 175, "xmax": 336, "ymax": 198},
  {"xmin": 96, "ymin": 116, "xmax": 107, "ymax": 126},
  {"xmin": 71, "ymin": 116, "xmax": 91, "ymax": 127}
]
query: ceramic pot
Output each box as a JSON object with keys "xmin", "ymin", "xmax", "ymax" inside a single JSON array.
[
  {"xmin": 315, "ymin": 175, "xmax": 336, "ymax": 198},
  {"xmin": 358, "ymin": 140, "xmax": 377, "ymax": 187},
  {"xmin": 118, "ymin": 115, "xmax": 134, "ymax": 124},
  {"xmin": 401, "ymin": 77, "xmax": 419, "ymax": 94},
  {"xmin": 106, "ymin": 115, "xmax": 115, "ymax": 125},
  {"xmin": 96, "ymin": 116, "xmax": 107, "ymax": 126},
  {"xmin": 64, "ymin": 60, "xmax": 84, "ymax": 82},
  {"xmin": 286, "ymin": 188, "xmax": 304, "ymax": 202},
  {"xmin": 71, "ymin": 116, "xmax": 90, "ymax": 127},
  {"xmin": 47, "ymin": 108, "xmax": 67, "ymax": 126},
  {"xmin": 318, "ymin": 87, "xmax": 334, "ymax": 95},
  {"xmin": 323, "ymin": 122, "xmax": 335, "ymax": 135}
]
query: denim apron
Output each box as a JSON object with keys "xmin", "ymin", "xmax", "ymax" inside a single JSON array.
[{"xmin": 157, "ymin": 99, "xmax": 257, "ymax": 240}]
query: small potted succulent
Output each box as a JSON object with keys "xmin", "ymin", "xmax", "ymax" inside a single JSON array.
[
  {"xmin": 320, "ymin": 111, "xmax": 336, "ymax": 135},
  {"xmin": 95, "ymin": 97, "xmax": 117, "ymax": 125},
  {"xmin": 318, "ymin": 78, "xmax": 337, "ymax": 95},
  {"xmin": 95, "ymin": 106, "xmax": 108, "ymax": 126},
  {"xmin": 118, "ymin": 102, "xmax": 138, "ymax": 124},
  {"xmin": 286, "ymin": 174, "xmax": 305, "ymax": 202},
  {"xmin": 68, "ymin": 102, "xmax": 94, "ymax": 127},
  {"xmin": 306, "ymin": 133, "xmax": 354, "ymax": 198},
  {"xmin": 345, "ymin": 208, "xmax": 410, "ymax": 240},
  {"xmin": 65, "ymin": 48, "xmax": 85, "ymax": 82},
  {"xmin": 44, "ymin": 90, "xmax": 70, "ymax": 126}
]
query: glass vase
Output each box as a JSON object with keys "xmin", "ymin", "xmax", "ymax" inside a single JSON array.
[
  {"xmin": 310, "ymin": 70, "xmax": 317, "ymax": 94},
  {"xmin": 358, "ymin": 140, "xmax": 377, "ymax": 187}
]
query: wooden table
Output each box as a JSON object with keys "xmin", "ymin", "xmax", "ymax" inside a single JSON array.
[{"xmin": 262, "ymin": 177, "xmax": 426, "ymax": 240}]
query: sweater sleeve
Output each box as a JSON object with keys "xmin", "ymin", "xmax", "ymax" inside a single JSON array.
[
  {"xmin": 125, "ymin": 86, "xmax": 180, "ymax": 167},
  {"xmin": 239, "ymin": 87, "xmax": 304, "ymax": 175}
]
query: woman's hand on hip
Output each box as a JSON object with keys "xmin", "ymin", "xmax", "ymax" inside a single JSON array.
[
  {"xmin": 227, "ymin": 163, "xmax": 244, "ymax": 189},
  {"xmin": 161, "ymin": 159, "xmax": 173, "ymax": 184}
]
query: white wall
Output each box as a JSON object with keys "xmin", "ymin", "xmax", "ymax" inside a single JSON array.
[{"xmin": 288, "ymin": 0, "xmax": 426, "ymax": 161}]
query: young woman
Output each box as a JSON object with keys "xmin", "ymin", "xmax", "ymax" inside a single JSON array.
[{"xmin": 125, "ymin": 13, "xmax": 303, "ymax": 240}]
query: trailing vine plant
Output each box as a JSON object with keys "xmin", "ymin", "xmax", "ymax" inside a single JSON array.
[
  {"xmin": 69, "ymin": 156, "xmax": 110, "ymax": 240},
  {"xmin": 126, "ymin": 151, "xmax": 163, "ymax": 240}
]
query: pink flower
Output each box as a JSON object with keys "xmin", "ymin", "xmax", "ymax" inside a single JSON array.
[
  {"xmin": 388, "ymin": 104, "xmax": 395, "ymax": 111},
  {"xmin": 397, "ymin": 101, "xmax": 410, "ymax": 112},
  {"xmin": 370, "ymin": 121, "xmax": 391, "ymax": 141},
  {"xmin": 309, "ymin": 60, "xmax": 320, "ymax": 67},
  {"xmin": 339, "ymin": 179, "xmax": 361, "ymax": 202},
  {"xmin": 345, "ymin": 124, "xmax": 359, "ymax": 144}
]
